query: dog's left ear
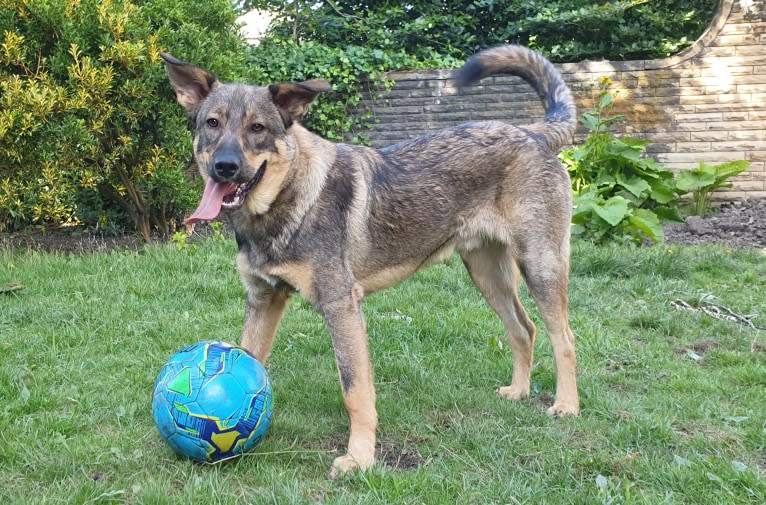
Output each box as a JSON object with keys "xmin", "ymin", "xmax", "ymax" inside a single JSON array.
[
  {"xmin": 160, "ymin": 52, "xmax": 220, "ymax": 116},
  {"xmin": 268, "ymin": 79, "xmax": 331, "ymax": 127}
]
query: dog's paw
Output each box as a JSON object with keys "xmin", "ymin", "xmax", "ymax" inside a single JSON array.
[
  {"xmin": 496, "ymin": 385, "xmax": 529, "ymax": 401},
  {"xmin": 547, "ymin": 401, "xmax": 580, "ymax": 417},
  {"xmin": 328, "ymin": 453, "xmax": 374, "ymax": 479}
]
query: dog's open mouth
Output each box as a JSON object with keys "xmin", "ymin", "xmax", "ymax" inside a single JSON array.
[
  {"xmin": 184, "ymin": 161, "xmax": 266, "ymax": 224},
  {"xmin": 220, "ymin": 171, "xmax": 260, "ymax": 211}
]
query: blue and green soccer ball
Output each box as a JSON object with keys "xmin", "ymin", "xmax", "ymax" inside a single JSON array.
[{"xmin": 152, "ymin": 340, "xmax": 272, "ymax": 462}]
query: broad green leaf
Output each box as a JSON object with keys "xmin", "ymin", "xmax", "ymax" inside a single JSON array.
[
  {"xmin": 571, "ymin": 209, "xmax": 591, "ymax": 225},
  {"xmin": 676, "ymin": 169, "xmax": 715, "ymax": 192},
  {"xmin": 712, "ymin": 160, "xmax": 749, "ymax": 181},
  {"xmin": 633, "ymin": 156, "xmax": 673, "ymax": 178},
  {"xmin": 696, "ymin": 160, "xmax": 713, "ymax": 176},
  {"xmin": 595, "ymin": 172, "xmax": 617, "ymax": 188},
  {"xmin": 592, "ymin": 196, "xmax": 629, "ymax": 226},
  {"xmin": 649, "ymin": 180, "xmax": 678, "ymax": 204},
  {"xmin": 629, "ymin": 208, "xmax": 664, "ymax": 243},
  {"xmin": 571, "ymin": 194, "xmax": 596, "ymax": 224},
  {"xmin": 600, "ymin": 113, "xmax": 626, "ymax": 125},
  {"xmin": 572, "ymin": 145, "xmax": 591, "ymax": 161},
  {"xmin": 617, "ymin": 174, "xmax": 650, "ymax": 198},
  {"xmin": 570, "ymin": 223, "xmax": 586, "ymax": 236},
  {"xmin": 580, "ymin": 112, "xmax": 599, "ymax": 131},
  {"xmin": 573, "ymin": 190, "xmax": 599, "ymax": 205},
  {"xmin": 654, "ymin": 206, "xmax": 684, "ymax": 223},
  {"xmin": 615, "ymin": 189, "xmax": 641, "ymax": 207},
  {"xmin": 607, "ymin": 140, "xmax": 643, "ymax": 161},
  {"xmin": 617, "ymin": 136, "xmax": 651, "ymax": 148},
  {"xmin": 599, "ymin": 92, "xmax": 612, "ymax": 109}
]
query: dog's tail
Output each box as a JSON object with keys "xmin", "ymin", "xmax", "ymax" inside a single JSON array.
[{"xmin": 453, "ymin": 45, "xmax": 576, "ymax": 151}]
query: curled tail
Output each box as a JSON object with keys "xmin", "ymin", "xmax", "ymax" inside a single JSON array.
[{"xmin": 453, "ymin": 45, "xmax": 576, "ymax": 151}]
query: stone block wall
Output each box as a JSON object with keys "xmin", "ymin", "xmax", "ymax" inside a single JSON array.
[{"xmin": 356, "ymin": 0, "xmax": 766, "ymax": 199}]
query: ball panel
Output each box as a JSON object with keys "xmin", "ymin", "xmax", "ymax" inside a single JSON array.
[
  {"xmin": 166, "ymin": 429, "xmax": 215, "ymax": 461},
  {"xmin": 200, "ymin": 341, "xmax": 231, "ymax": 378},
  {"xmin": 230, "ymin": 350, "xmax": 269, "ymax": 393},
  {"xmin": 195, "ymin": 374, "xmax": 246, "ymax": 426},
  {"xmin": 165, "ymin": 366, "xmax": 192, "ymax": 396},
  {"xmin": 151, "ymin": 394, "xmax": 177, "ymax": 440}
]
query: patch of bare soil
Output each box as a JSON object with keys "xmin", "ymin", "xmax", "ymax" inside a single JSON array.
[
  {"xmin": 663, "ymin": 199, "xmax": 766, "ymax": 250},
  {"xmin": 379, "ymin": 438, "xmax": 429, "ymax": 470},
  {"xmin": 0, "ymin": 229, "xmax": 144, "ymax": 254},
  {"xmin": 0, "ymin": 222, "xmax": 221, "ymax": 254}
]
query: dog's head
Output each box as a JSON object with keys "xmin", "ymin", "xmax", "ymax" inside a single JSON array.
[{"xmin": 160, "ymin": 52, "xmax": 330, "ymax": 223}]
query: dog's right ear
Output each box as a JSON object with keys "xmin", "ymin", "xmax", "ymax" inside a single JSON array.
[{"xmin": 160, "ymin": 52, "xmax": 219, "ymax": 115}]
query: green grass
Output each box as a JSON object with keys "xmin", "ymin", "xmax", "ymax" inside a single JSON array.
[{"xmin": 1, "ymin": 238, "xmax": 764, "ymax": 504}]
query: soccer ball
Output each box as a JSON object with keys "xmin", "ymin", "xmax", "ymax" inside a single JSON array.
[{"xmin": 152, "ymin": 340, "xmax": 272, "ymax": 462}]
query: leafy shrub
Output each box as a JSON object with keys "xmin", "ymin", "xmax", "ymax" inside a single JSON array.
[
  {"xmin": 245, "ymin": 40, "xmax": 426, "ymax": 144},
  {"xmin": 244, "ymin": 37, "xmax": 459, "ymax": 145},
  {"xmin": 0, "ymin": 1, "xmax": 457, "ymax": 237},
  {"xmin": 559, "ymin": 78, "xmax": 681, "ymax": 244},
  {"xmin": 676, "ymin": 160, "xmax": 751, "ymax": 216},
  {"xmin": 0, "ymin": 0, "xmax": 246, "ymax": 239},
  {"xmin": 250, "ymin": 0, "xmax": 719, "ymax": 63}
]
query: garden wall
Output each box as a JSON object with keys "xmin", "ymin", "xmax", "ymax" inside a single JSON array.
[{"xmin": 357, "ymin": 0, "xmax": 766, "ymax": 200}]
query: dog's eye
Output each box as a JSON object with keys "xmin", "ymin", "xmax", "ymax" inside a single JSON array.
[
  {"xmin": 206, "ymin": 118, "xmax": 219, "ymax": 128},
  {"xmin": 250, "ymin": 123, "xmax": 264, "ymax": 133}
]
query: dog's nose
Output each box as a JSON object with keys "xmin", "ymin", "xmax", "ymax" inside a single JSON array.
[
  {"xmin": 212, "ymin": 148, "xmax": 241, "ymax": 180},
  {"xmin": 214, "ymin": 159, "xmax": 239, "ymax": 179}
]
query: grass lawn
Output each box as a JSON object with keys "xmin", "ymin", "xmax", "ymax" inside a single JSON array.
[{"xmin": 1, "ymin": 238, "xmax": 764, "ymax": 504}]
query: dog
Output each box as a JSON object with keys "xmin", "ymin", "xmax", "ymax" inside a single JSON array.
[{"xmin": 161, "ymin": 45, "xmax": 579, "ymax": 476}]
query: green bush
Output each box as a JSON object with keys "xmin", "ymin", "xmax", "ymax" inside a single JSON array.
[
  {"xmin": 251, "ymin": 0, "xmax": 719, "ymax": 63},
  {"xmin": 559, "ymin": 79, "xmax": 682, "ymax": 244},
  {"xmin": 0, "ymin": 0, "xmax": 456, "ymax": 237},
  {"xmin": 244, "ymin": 39, "xmax": 458, "ymax": 144},
  {"xmin": 0, "ymin": 0, "xmax": 246, "ymax": 239}
]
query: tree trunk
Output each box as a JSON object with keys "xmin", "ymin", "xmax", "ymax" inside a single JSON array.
[{"xmin": 97, "ymin": 182, "xmax": 152, "ymax": 242}]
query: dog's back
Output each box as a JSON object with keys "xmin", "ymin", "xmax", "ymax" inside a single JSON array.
[{"xmin": 334, "ymin": 46, "xmax": 577, "ymax": 288}]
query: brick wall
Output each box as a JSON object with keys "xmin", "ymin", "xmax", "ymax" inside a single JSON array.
[{"xmin": 356, "ymin": 0, "xmax": 766, "ymax": 200}]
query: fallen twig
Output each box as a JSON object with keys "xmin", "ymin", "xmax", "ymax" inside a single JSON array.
[
  {"xmin": 670, "ymin": 294, "xmax": 765, "ymax": 352},
  {"xmin": 203, "ymin": 448, "xmax": 338, "ymax": 465},
  {"xmin": 0, "ymin": 281, "xmax": 24, "ymax": 295}
]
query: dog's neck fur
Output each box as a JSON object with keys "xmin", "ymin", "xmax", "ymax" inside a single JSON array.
[{"xmin": 231, "ymin": 124, "xmax": 336, "ymax": 264}]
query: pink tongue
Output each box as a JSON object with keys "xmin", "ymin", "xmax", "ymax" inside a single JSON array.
[{"xmin": 184, "ymin": 179, "xmax": 238, "ymax": 224}]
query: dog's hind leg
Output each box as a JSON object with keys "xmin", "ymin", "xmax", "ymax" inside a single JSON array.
[
  {"xmin": 461, "ymin": 245, "xmax": 537, "ymax": 401},
  {"xmin": 516, "ymin": 244, "xmax": 579, "ymax": 416}
]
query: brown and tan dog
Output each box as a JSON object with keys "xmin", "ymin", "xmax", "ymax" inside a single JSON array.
[{"xmin": 161, "ymin": 45, "xmax": 579, "ymax": 476}]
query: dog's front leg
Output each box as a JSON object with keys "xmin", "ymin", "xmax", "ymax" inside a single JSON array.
[
  {"xmin": 319, "ymin": 287, "xmax": 377, "ymax": 477},
  {"xmin": 239, "ymin": 283, "xmax": 291, "ymax": 364}
]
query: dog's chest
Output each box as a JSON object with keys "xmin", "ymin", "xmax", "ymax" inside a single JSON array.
[{"xmin": 236, "ymin": 248, "xmax": 297, "ymax": 293}]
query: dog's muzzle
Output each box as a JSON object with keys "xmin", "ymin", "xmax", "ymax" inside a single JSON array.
[
  {"xmin": 184, "ymin": 160, "xmax": 267, "ymax": 224},
  {"xmin": 220, "ymin": 160, "xmax": 267, "ymax": 210}
]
